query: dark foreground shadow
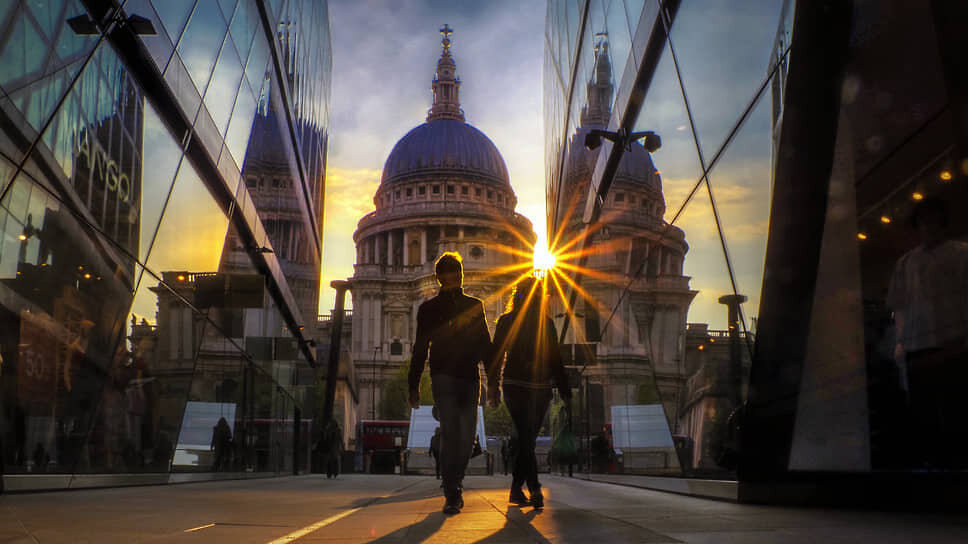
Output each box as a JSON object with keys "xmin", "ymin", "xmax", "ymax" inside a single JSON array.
[
  {"xmin": 368, "ymin": 511, "xmax": 447, "ymax": 543},
  {"xmin": 345, "ymin": 487, "xmax": 442, "ymax": 509},
  {"xmin": 474, "ymin": 507, "xmax": 546, "ymax": 543}
]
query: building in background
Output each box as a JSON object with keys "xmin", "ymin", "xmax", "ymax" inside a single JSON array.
[
  {"xmin": 0, "ymin": 0, "xmax": 331, "ymax": 491},
  {"xmin": 348, "ymin": 27, "xmax": 535, "ymax": 420}
]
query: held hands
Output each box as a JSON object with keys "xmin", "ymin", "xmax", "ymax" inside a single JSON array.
[{"xmin": 408, "ymin": 387, "xmax": 420, "ymax": 410}]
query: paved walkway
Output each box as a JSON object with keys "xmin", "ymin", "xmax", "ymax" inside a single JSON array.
[{"xmin": 1, "ymin": 474, "xmax": 966, "ymax": 543}]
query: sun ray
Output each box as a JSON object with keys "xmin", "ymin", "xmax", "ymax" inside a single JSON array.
[
  {"xmin": 483, "ymin": 269, "xmax": 535, "ymax": 308},
  {"xmin": 554, "ymin": 261, "xmax": 628, "ymax": 288},
  {"xmin": 553, "ymin": 264, "xmax": 597, "ymax": 310}
]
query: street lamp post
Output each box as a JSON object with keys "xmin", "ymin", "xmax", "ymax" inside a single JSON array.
[
  {"xmin": 555, "ymin": 312, "xmax": 586, "ymax": 478},
  {"xmin": 370, "ymin": 345, "xmax": 382, "ymax": 419},
  {"xmin": 323, "ymin": 281, "xmax": 350, "ymax": 425}
]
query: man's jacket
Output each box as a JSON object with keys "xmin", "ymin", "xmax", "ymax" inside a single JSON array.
[{"xmin": 409, "ymin": 287, "xmax": 492, "ymax": 390}]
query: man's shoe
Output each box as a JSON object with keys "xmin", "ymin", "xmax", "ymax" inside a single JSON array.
[
  {"xmin": 530, "ymin": 491, "xmax": 544, "ymax": 509},
  {"xmin": 443, "ymin": 497, "xmax": 461, "ymax": 515},
  {"xmin": 509, "ymin": 488, "xmax": 530, "ymax": 506}
]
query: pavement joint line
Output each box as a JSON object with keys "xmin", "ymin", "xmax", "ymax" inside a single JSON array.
[
  {"xmin": 16, "ymin": 518, "xmax": 41, "ymax": 544},
  {"xmin": 263, "ymin": 479, "xmax": 425, "ymax": 543},
  {"xmin": 183, "ymin": 523, "xmax": 215, "ymax": 533}
]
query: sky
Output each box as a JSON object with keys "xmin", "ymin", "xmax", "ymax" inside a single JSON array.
[{"xmin": 319, "ymin": 0, "xmax": 785, "ymax": 331}]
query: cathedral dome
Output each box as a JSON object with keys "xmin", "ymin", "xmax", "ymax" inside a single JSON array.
[
  {"xmin": 381, "ymin": 120, "xmax": 510, "ymax": 186},
  {"xmin": 570, "ymin": 126, "xmax": 662, "ymax": 193}
]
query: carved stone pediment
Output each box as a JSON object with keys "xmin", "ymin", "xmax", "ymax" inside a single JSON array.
[{"xmin": 383, "ymin": 293, "xmax": 411, "ymax": 308}]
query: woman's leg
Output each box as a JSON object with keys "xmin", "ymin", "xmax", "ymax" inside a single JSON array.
[
  {"xmin": 526, "ymin": 390, "xmax": 552, "ymax": 494},
  {"xmin": 503, "ymin": 386, "xmax": 530, "ymax": 491}
]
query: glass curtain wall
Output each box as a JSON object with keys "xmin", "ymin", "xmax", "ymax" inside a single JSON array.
[
  {"xmin": 548, "ymin": 0, "xmax": 968, "ymax": 491},
  {"xmin": 0, "ymin": 0, "xmax": 330, "ymax": 489},
  {"xmin": 544, "ymin": 0, "xmax": 785, "ymax": 478}
]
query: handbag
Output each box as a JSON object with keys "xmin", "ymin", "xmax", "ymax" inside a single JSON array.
[
  {"xmin": 470, "ymin": 436, "xmax": 483, "ymax": 458},
  {"xmin": 551, "ymin": 408, "xmax": 579, "ymax": 465}
]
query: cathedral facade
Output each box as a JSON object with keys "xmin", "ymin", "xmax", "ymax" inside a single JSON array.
[{"xmin": 349, "ymin": 27, "xmax": 536, "ymax": 418}]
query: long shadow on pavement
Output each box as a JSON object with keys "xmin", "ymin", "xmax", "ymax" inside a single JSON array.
[
  {"xmin": 473, "ymin": 507, "xmax": 546, "ymax": 543},
  {"xmin": 367, "ymin": 511, "xmax": 448, "ymax": 543}
]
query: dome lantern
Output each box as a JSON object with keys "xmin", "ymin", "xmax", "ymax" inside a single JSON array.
[{"xmin": 428, "ymin": 24, "xmax": 464, "ymax": 122}]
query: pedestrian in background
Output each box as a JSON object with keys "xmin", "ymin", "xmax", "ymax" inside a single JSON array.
[
  {"xmin": 322, "ymin": 419, "xmax": 342, "ymax": 479},
  {"xmin": 488, "ymin": 276, "xmax": 571, "ymax": 509}
]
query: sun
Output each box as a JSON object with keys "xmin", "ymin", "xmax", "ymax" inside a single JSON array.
[{"xmin": 533, "ymin": 242, "xmax": 557, "ymax": 277}]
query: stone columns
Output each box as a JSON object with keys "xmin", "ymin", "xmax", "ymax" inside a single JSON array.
[
  {"xmin": 386, "ymin": 231, "xmax": 393, "ymax": 265},
  {"xmin": 420, "ymin": 228, "xmax": 427, "ymax": 264},
  {"xmin": 402, "ymin": 232, "xmax": 409, "ymax": 265}
]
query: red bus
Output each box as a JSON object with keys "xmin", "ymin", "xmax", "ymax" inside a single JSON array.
[{"xmin": 356, "ymin": 420, "xmax": 409, "ymax": 473}]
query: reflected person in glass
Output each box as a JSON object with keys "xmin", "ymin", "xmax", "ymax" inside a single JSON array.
[{"xmin": 887, "ymin": 197, "xmax": 968, "ymax": 469}]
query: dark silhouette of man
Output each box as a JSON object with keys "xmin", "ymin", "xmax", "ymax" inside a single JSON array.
[{"xmin": 409, "ymin": 252, "xmax": 492, "ymax": 515}]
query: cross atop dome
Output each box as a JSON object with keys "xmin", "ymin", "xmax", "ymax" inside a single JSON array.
[
  {"xmin": 428, "ymin": 24, "xmax": 465, "ymax": 122},
  {"xmin": 440, "ymin": 24, "xmax": 453, "ymax": 52}
]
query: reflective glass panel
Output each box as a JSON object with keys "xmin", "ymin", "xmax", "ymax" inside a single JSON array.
[
  {"xmin": 176, "ymin": 0, "xmax": 227, "ymax": 94},
  {"xmin": 0, "ymin": 171, "xmax": 137, "ymax": 474},
  {"xmin": 139, "ymin": 159, "xmax": 230, "ymax": 294}
]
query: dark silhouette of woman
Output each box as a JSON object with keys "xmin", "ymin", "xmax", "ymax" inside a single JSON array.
[{"xmin": 487, "ymin": 276, "xmax": 571, "ymax": 508}]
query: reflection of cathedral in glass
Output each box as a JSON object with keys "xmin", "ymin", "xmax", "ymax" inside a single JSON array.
[
  {"xmin": 349, "ymin": 27, "xmax": 536, "ymax": 419},
  {"xmin": 555, "ymin": 35, "xmax": 696, "ymax": 461}
]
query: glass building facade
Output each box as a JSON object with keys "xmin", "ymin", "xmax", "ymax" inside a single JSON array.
[
  {"xmin": 0, "ymin": 0, "xmax": 331, "ymax": 491},
  {"xmin": 545, "ymin": 0, "xmax": 968, "ymax": 505}
]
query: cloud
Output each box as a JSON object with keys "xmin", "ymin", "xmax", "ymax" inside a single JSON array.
[{"xmin": 323, "ymin": 167, "xmax": 380, "ymax": 230}]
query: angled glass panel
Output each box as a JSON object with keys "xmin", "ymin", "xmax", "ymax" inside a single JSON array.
[
  {"xmin": 702, "ymin": 92, "xmax": 772, "ymax": 340},
  {"xmin": 666, "ymin": 0, "xmax": 784, "ymax": 155},
  {"xmin": 122, "ymin": 0, "xmax": 178, "ymax": 72},
  {"xmin": 136, "ymin": 101, "xmax": 183, "ymax": 263},
  {"xmin": 0, "ymin": 1, "xmax": 100, "ymax": 143},
  {"xmin": 229, "ymin": 0, "xmax": 258, "ymax": 62},
  {"xmin": 217, "ymin": 0, "xmax": 238, "ymax": 22},
  {"xmin": 203, "ymin": 37, "xmax": 243, "ymax": 135},
  {"xmin": 0, "ymin": 153, "xmax": 16, "ymax": 195},
  {"xmin": 106, "ymin": 266, "xmax": 207, "ymax": 474},
  {"xmin": 25, "ymin": 42, "xmax": 146, "ymax": 262},
  {"xmin": 603, "ymin": 0, "xmax": 632, "ymax": 107},
  {"xmin": 149, "ymin": 0, "xmax": 196, "ymax": 44},
  {"xmin": 224, "ymin": 79, "xmax": 257, "ymax": 167},
  {"xmin": 173, "ymin": 327, "xmax": 245, "ymax": 473},
  {"xmin": 176, "ymin": 0, "xmax": 227, "ymax": 94},
  {"xmin": 141, "ymin": 156, "xmax": 230, "ymax": 282},
  {"xmin": 0, "ymin": 171, "xmax": 137, "ymax": 475},
  {"xmin": 663, "ymin": 186, "xmax": 738, "ymax": 476},
  {"xmin": 244, "ymin": 31, "xmax": 269, "ymax": 94}
]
